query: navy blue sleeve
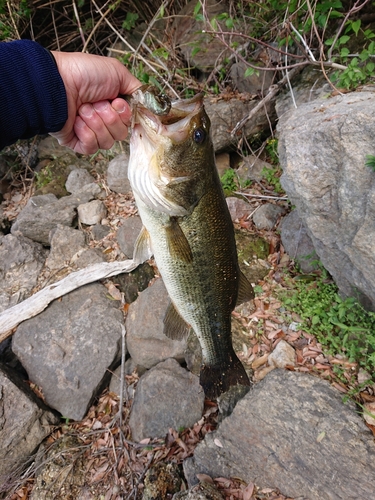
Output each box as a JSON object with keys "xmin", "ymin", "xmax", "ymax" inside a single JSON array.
[{"xmin": 0, "ymin": 40, "xmax": 68, "ymax": 150}]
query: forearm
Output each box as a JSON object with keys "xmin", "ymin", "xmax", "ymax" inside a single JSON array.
[{"xmin": 0, "ymin": 40, "xmax": 68, "ymax": 149}]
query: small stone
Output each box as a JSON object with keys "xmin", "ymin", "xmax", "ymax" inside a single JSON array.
[
  {"xmin": 116, "ymin": 216, "xmax": 143, "ymax": 258},
  {"xmin": 77, "ymin": 200, "xmax": 107, "ymax": 225},
  {"xmin": 226, "ymin": 197, "xmax": 251, "ymax": 221},
  {"xmin": 237, "ymin": 155, "xmax": 273, "ymax": 183},
  {"xmin": 215, "ymin": 152, "xmax": 230, "ymax": 177},
  {"xmin": 252, "ymin": 203, "xmax": 285, "ymax": 230},
  {"xmin": 107, "ymin": 153, "xmax": 131, "ymax": 194},
  {"xmin": 91, "ymin": 224, "xmax": 111, "ymax": 241},
  {"xmin": 268, "ymin": 339, "xmax": 296, "ymax": 368},
  {"xmin": 46, "ymin": 225, "xmax": 86, "ymax": 270},
  {"xmin": 65, "ymin": 169, "xmax": 95, "ymax": 194},
  {"xmin": 126, "ymin": 278, "xmax": 186, "ymax": 368},
  {"xmin": 129, "ymin": 358, "xmax": 205, "ymax": 441}
]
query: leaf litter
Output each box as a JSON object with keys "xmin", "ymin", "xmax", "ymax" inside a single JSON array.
[{"xmin": 3, "ymin": 166, "xmax": 375, "ymax": 500}]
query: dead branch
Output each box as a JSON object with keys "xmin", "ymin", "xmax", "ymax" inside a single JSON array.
[
  {"xmin": 231, "ymin": 66, "xmax": 301, "ymax": 137},
  {"xmin": 0, "ymin": 259, "xmax": 138, "ymax": 344}
]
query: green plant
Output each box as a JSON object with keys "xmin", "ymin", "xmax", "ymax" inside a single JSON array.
[
  {"xmin": 220, "ymin": 168, "xmax": 238, "ymax": 194},
  {"xmin": 365, "ymin": 154, "xmax": 375, "ymax": 172},
  {"xmin": 122, "ymin": 12, "xmax": 138, "ymax": 31},
  {"xmin": 261, "ymin": 165, "xmax": 283, "ymax": 194},
  {"xmin": 281, "ymin": 276, "xmax": 375, "ymax": 381}
]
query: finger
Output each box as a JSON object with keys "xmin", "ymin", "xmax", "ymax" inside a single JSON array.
[
  {"xmin": 92, "ymin": 100, "xmax": 130, "ymax": 140},
  {"xmin": 111, "ymin": 98, "xmax": 132, "ymax": 126},
  {"xmin": 73, "ymin": 115, "xmax": 99, "ymax": 155},
  {"xmin": 79, "ymin": 102, "xmax": 115, "ymax": 150}
]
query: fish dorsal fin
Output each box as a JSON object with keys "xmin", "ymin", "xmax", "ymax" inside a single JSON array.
[
  {"xmin": 236, "ymin": 270, "xmax": 255, "ymax": 305},
  {"xmin": 133, "ymin": 226, "xmax": 153, "ymax": 265},
  {"xmin": 165, "ymin": 217, "xmax": 193, "ymax": 263},
  {"xmin": 163, "ymin": 301, "xmax": 191, "ymax": 340}
]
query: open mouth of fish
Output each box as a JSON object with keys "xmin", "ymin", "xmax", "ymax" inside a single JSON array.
[
  {"xmin": 131, "ymin": 87, "xmax": 204, "ymax": 143},
  {"xmin": 128, "ymin": 88, "xmax": 205, "ymax": 216}
]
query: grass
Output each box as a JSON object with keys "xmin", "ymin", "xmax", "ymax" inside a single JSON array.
[{"xmin": 281, "ymin": 271, "xmax": 375, "ymax": 385}]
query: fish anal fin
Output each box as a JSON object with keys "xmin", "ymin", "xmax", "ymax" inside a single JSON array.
[
  {"xmin": 133, "ymin": 226, "xmax": 153, "ymax": 265},
  {"xmin": 165, "ymin": 218, "xmax": 193, "ymax": 263},
  {"xmin": 236, "ymin": 270, "xmax": 255, "ymax": 305},
  {"xmin": 163, "ymin": 301, "xmax": 191, "ymax": 340},
  {"xmin": 200, "ymin": 351, "xmax": 250, "ymax": 399}
]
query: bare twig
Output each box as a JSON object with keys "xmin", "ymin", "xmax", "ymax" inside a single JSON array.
[
  {"xmin": 231, "ymin": 66, "xmax": 301, "ymax": 136},
  {"xmin": 72, "ymin": 0, "xmax": 86, "ymax": 47},
  {"xmin": 0, "ymin": 259, "xmax": 139, "ymax": 343},
  {"xmin": 235, "ymin": 192, "xmax": 288, "ymax": 201},
  {"xmin": 91, "ymin": 0, "xmax": 179, "ymax": 98}
]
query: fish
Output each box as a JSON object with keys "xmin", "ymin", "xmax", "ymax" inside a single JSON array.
[{"xmin": 128, "ymin": 87, "xmax": 254, "ymax": 399}]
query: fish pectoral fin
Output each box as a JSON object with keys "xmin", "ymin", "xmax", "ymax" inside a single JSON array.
[
  {"xmin": 163, "ymin": 301, "xmax": 191, "ymax": 340},
  {"xmin": 133, "ymin": 226, "xmax": 153, "ymax": 265},
  {"xmin": 165, "ymin": 218, "xmax": 193, "ymax": 263},
  {"xmin": 236, "ymin": 270, "xmax": 255, "ymax": 305}
]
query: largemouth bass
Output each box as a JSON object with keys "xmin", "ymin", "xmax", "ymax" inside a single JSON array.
[{"xmin": 128, "ymin": 88, "xmax": 254, "ymax": 399}]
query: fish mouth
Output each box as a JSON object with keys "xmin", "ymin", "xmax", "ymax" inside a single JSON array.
[
  {"xmin": 131, "ymin": 92, "xmax": 204, "ymax": 144},
  {"xmin": 128, "ymin": 92, "xmax": 205, "ymax": 217}
]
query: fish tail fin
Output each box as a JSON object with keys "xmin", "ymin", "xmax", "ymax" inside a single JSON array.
[{"xmin": 200, "ymin": 351, "xmax": 250, "ymax": 399}]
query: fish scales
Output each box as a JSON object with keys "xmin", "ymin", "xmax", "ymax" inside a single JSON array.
[{"xmin": 129, "ymin": 88, "xmax": 254, "ymax": 398}]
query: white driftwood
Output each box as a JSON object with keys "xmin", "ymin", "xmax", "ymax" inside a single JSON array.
[{"xmin": 0, "ymin": 259, "xmax": 138, "ymax": 343}]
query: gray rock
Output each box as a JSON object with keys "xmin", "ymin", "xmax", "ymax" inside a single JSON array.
[
  {"xmin": 230, "ymin": 60, "xmax": 276, "ymax": 95},
  {"xmin": 226, "ymin": 197, "xmax": 251, "ymax": 222},
  {"xmin": 237, "ymin": 155, "xmax": 273, "ymax": 183},
  {"xmin": 173, "ymin": 482, "xmax": 224, "ymax": 500},
  {"xmin": 65, "ymin": 169, "xmax": 96, "ymax": 194},
  {"xmin": 11, "ymin": 194, "xmax": 64, "ymax": 244},
  {"xmin": 278, "ymin": 91, "xmax": 375, "ymax": 308},
  {"xmin": 184, "ymin": 369, "xmax": 375, "ymax": 500},
  {"xmin": 0, "ymin": 366, "xmax": 59, "ymax": 480},
  {"xmin": 72, "ymin": 248, "xmax": 106, "ymax": 269},
  {"xmin": 12, "ymin": 283, "xmax": 124, "ymax": 420},
  {"xmin": 109, "ymin": 359, "xmax": 147, "ymax": 397},
  {"xmin": 107, "ymin": 153, "xmax": 131, "ymax": 194},
  {"xmin": 91, "ymin": 223, "xmax": 111, "ymax": 241},
  {"xmin": 0, "ymin": 234, "xmax": 47, "ymax": 313},
  {"xmin": 129, "ymin": 358, "xmax": 204, "ymax": 441},
  {"xmin": 280, "ymin": 210, "xmax": 319, "ymax": 273},
  {"xmin": 126, "ymin": 278, "xmax": 186, "ymax": 369},
  {"xmin": 252, "ymin": 203, "xmax": 285, "ymax": 230},
  {"xmin": 267, "ymin": 339, "xmax": 296, "ymax": 368},
  {"xmin": 115, "ymin": 262, "xmax": 155, "ymax": 304},
  {"xmin": 46, "ymin": 225, "xmax": 86, "ymax": 270},
  {"xmin": 205, "ymin": 98, "xmax": 276, "ymax": 152},
  {"xmin": 77, "ymin": 199, "xmax": 107, "ymax": 225},
  {"xmin": 172, "ymin": 0, "xmax": 243, "ymax": 74},
  {"xmin": 276, "ymin": 66, "xmax": 331, "ymax": 119},
  {"xmin": 117, "ymin": 216, "xmax": 143, "ymax": 258}
]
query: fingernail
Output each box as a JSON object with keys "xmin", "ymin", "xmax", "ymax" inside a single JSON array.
[
  {"xmin": 80, "ymin": 104, "xmax": 93, "ymax": 118},
  {"xmin": 112, "ymin": 99, "xmax": 127, "ymax": 113},
  {"xmin": 93, "ymin": 101, "xmax": 109, "ymax": 112}
]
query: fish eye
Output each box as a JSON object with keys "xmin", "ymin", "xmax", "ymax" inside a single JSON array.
[{"xmin": 193, "ymin": 128, "xmax": 206, "ymax": 144}]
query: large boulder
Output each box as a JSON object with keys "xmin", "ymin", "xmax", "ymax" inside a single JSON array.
[
  {"xmin": 12, "ymin": 283, "xmax": 124, "ymax": 420},
  {"xmin": 184, "ymin": 369, "xmax": 375, "ymax": 499},
  {"xmin": 278, "ymin": 91, "xmax": 375, "ymax": 309},
  {"xmin": 0, "ymin": 366, "xmax": 59, "ymax": 481},
  {"xmin": 0, "ymin": 234, "xmax": 46, "ymax": 313}
]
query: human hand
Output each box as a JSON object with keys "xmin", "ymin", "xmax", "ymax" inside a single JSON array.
[{"xmin": 50, "ymin": 51, "xmax": 141, "ymax": 154}]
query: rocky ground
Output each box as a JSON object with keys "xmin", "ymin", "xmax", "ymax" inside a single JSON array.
[{"xmin": 1, "ymin": 127, "xmax": 375, "ymax": 499}]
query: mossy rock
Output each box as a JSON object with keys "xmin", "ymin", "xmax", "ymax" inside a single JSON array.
[{"xmin": 34, "ymin": 154, "xmax": 92, "ymax": 198}]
